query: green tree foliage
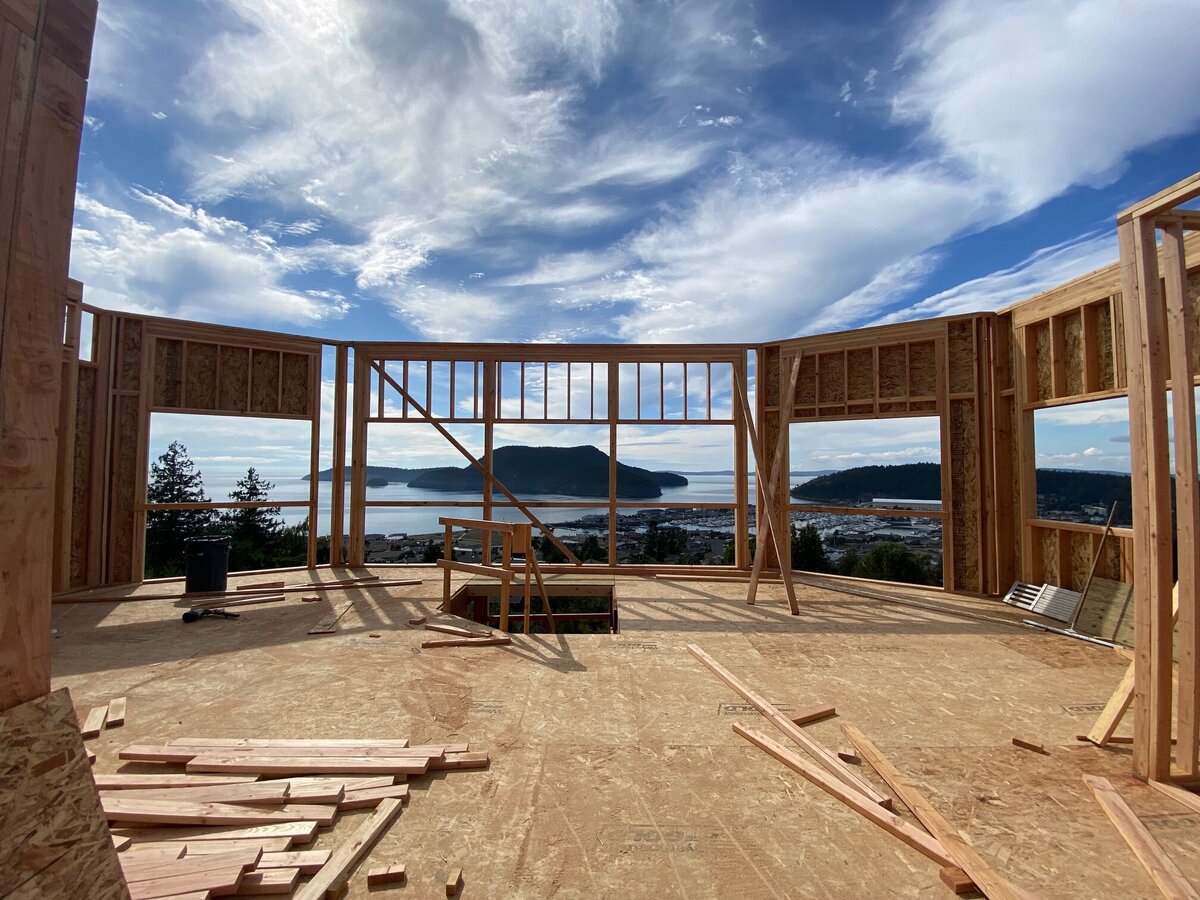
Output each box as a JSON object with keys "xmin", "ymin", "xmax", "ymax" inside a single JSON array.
[
  {"xmin": 421, "ymin": 540, "xmax": 441, "ymax": 563},
  {"xmin": 641, "ymin": 521, "xmax": 687, "ymax": 562},
  {"xmin": 578, "ymin": 534, "xmax": 606, "ymax": 562},
  {"xmin": 791, "ymin": 523, "xmax": 833, "ymax": 573},
  {"xmin": 221, "ymin": 468, "xmax": 288, "ymax": 571},
  {"xmin": 841, "ymin": 542, "xmax": 938, "ymax": 586},
  {"xmin": 536, "ymin": 535, "xmax": 567, "ymax": 564},
  {"xmin": 145, "ymin": 441, "xmax": 215, "ymax": 578}
]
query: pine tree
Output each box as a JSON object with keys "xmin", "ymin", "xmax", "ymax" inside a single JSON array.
[
  {"xmin": 791, "ymin": 523, "xmax": 832, "ymax": 573},
  {"xmin": 221, "ymin": 467, "xmax": 284, "ymax": 571},
  {"xmin": 145, "ymin": 441, "xmax": 214, "ymax": 577}
]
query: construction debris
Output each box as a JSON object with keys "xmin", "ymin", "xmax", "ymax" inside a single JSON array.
[
  {"xmin": 1011, "ymin": 737, "xmax": 1050, "ymax": 755},
  {"xmin": 368, "ymin": 864, "xmax": 407, "ymax": 885},
  {"xmin": 421, "ymin": 636, "xmax": 513, "ymax": 649},
  {"xmin": 788, "ymin": 704, "xmax": 837, "ymax": 726},
  {"xmin": 445, "ymin": 865, "xmax": 464, "ymax": 896}
]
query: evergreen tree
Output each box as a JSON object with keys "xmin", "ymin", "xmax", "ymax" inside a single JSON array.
[
  {"xmin": 791, "ymin": 523, "xmax": 832, "ymax": 573},
  {"xmin": 145, "ymin": 441, "xmax": 214, "ymax": 577},
  {"xmin": 849, "ymin": 542, "xmax": 935, "ymax": 586},
  {"xmin": 536, "ymin": 535, "xmax": 566, "ymax": 564},
  {"xmin": 221, "ymin": 467, "xmax": 284, "ymax": 571},
  {"xmin": 579, "ymin": 534, "xmax": 605, "ymax": 562},
  {"xmin": 421, "ymin": 540, "xmax": 441, "ymax": 563}
]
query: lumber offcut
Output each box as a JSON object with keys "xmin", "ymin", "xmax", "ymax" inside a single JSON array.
[
  {"xmin": 293, "ymin": 796, "xmax": 403, "ymax": 900},
  {"xmin": 842, "ymin": 725, "xmax": 1027, "ymax": 900},
  {"xmin": 421, "ymin": 636, "xmax": 512, "ymax": 649},
  {"xmin": 688, "ymin": 644, "xmax": 890, "ymax": 807},
  {"xmin": 1084, "ymin": 774, "xmax": 1198, "ymax": 899},
  {"xmin": 368, "ymin": 864, "xmax": 407, "ymax": 885}
]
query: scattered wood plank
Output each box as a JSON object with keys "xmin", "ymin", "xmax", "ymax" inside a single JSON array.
[
  {"xmin": 255, "ymin": 850, "xmax": 331, "ymax": 874},
  {"xmin": 82, "ymin": 705, "xmax": 108, "ymax": 738},
  {"xmin": 424, "ymin": 622, "xmax": 492, "ymax": 638},
  {"xmin": 165, "ymin": 737, "xmax": 416, "ymax": 750},
  {"xmin": 368, "ymin": 864, "xmax": 407, "ymax": 886},
  {"xmin": 185, "ymin": 755, "xmax": 429, "ymax": 777},
  {"xmin": 236, "ymin": 581, "xmax": 286, "ymax": 591},
  {"xmin": 95, "ymin": 774, "xmax": 258, "ymax": 790},
  {"xmin": 339, "ymin": 784, "xmax": 411, "ymax": 810},
  {"xmin": 100, "ymin": 781, "xmax": 292, "ymax": 806},
  {"xmin": 136, "ymin": 838, "xmax": 294, "ymax": 855},
  {"xmin": 107, "ymin": 696, "xmax": 127, "ymax": 728},
  {"xmin": 421, "ymin": 636, "xmax": 513, "ymax": 649},
  {"xmin": 837, "ymin": 746, "xmax": 861, "ymax": 765},
  {"xmin": 154, "ymin": 745, "xmax": 441, "ymax": 760},
  {"xmin": 1148, "ymin": 779, "xmax": 1200, "ymax": 816},
  {"xmin": 120, "ymin": 847, "xmax": 259, "ymax": 883},
  {"xmin": 1086, "ymin": 662, "xmax": 1134, "ymax": 745},
  {"xmin": 1084, "ymin": 774, "xmax": 1198, "ymax": 900},
  {"xmin": 293, "ymin": 797, "xmax": 403, "ymax": 900},
  {"xmin": 128, "ymin": 821, "xmax": 319, "ymax": 845},
  {"xmin": 66, "ymin": 576, "xmax": 418, "ymax": 604},
  {"xmin": 842, "ymin": 724, "xmax": 1026, "ymax": 900},
  {"xmin": 446, "ymin": 866, "xmax": 464, "ymax": 896},
  {"xmin": 940, "ymin": 866, "xmax": 976, "ymax": 895},
  {"xmin": 232, "ymin": 868, "xmax": 299, "ymax": 894},
  {"xmin": 688, "ymin": 645, "xmax": 890, "ymax": 807},
  {"xmin": 125, "ymin": 864, "xmax": 246, "ymax": 900},
  {"xmin": 429, "ymin": 751, "xmax": 489, "ymax": 771},
  {"xmin": 301, "ymin": 595, "xmax": 321, "ymax": 602},
  {"xmin": 1011, "ymin": 737, "xmax": 1050, "ymax": 755},
  {"xmin": 280, "ymin": 775, "xmax": 397, "ymax": 792},
  {"xmin": 408, "ymin": 615, "xmax": 427, "ymax": 626},
  {"xmin": 101, "ymin": 796, "xmax": 334, "ymax": 826},
  {"xmin": 733, "ymin": 722, "xmax": 954, "ymax": 868},
  {"xmin": 788, "ymin": 704, "xmax": 837, "ymax": 726}
]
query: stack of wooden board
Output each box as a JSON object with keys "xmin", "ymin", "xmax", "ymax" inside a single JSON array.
[{"xmin": 103, "ymin": 736, "xmax": 488, "ymax": 896}]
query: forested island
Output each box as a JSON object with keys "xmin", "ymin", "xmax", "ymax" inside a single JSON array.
[{"xmin": 307, "ymin": 445, "xmax": 688, "ymax": 499}]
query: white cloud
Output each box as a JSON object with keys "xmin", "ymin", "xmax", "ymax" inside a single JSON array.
[
  {"xmin": 894, "ymin": 0, "xmax": 1200, "ymax": 213},
  {"xmin": 71, "ymin": 191, "xmax": 350, "ymax": 325}
]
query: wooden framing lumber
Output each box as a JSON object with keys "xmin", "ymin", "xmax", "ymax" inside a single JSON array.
[
  {"xmin": 120, "ymin": 822, "xmax": 319, "ymax": 846},
  {"xmin": 1083, "ymin": 774, "xmax": 1198, "ymax": 899},
  {"xmin": 1148, "ymin": 779, "xmax": 1200, "ymax": 816},
  {"xmin": 100, "ymin": 781, "xmax": 293, "ymax": 806},
  {"xmin": 185, "ymin": 755, "xmax": 430, "ymax": 776},
  {"xmin": 446, "ymin": 866, "xmax": 464, "ymax": 896},
  {"xmin": 132, "ymin": 838, "xmax": 294, "ymax": 855},
  {"xmin": 789, "ymin": 704, "xmax": 837, "ymax": 726},
  {"xmin": 339, "ymin": 783, "xmax": 410, "ymax": 810},
  {"xmin": 62, "ymin": 577, "xmax": 420, "ymax": 605},
  {"xmin": 732, "ymin": 723, "xmax": 952, "ymax": 867},
  {"xmin": 368, "ymin": 864, "xmax": 406, "ymax": 885},
  {"xmin": 293, "ymin": 796, "xmax": 402, "ymax": 900},
  {"xmin": 236, "ymin": 868, "xmax": 299, "ymax": 894},
  {"xmin": 687, "ymin": 644, "xmax": 890, "ymax": 806},
  {"xmin": 424, "ymin": 622, "xmax": 492, "ymax": 638},
  {"xmin": 101, "ymin": 796, "xmax": 335, "ymax": 826},
  {"xmin": 107, "ymin": 695, "xmax": 127, "ymax": 727},
  {"xmin": 255, "ymin": 850, "xmax": 331, "ymax": 874},
  {"xmin": 125, "ymin": 864, "xmax": 246, "ymax": 900},
  {"xmin": 164, "ymin": 737, "xmax": 419, "ymax": 750},
  {"xmin": 82, "ymin": 704, "xmax": 109, "ymax": 738},
  {"xmin": 841, "ymin": 724, "xmax": 1028, "ymax": 900}
]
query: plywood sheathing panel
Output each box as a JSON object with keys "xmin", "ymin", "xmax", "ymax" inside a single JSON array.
[
  {"xmin": 878, "ymin": 344, "xmax": 906, "ymax": 399},
  {"xmin": 1062, "ymin": 311, "xmax": 1084, "ymax": 396},
  {"xmin": 117, "ymin": 319, "xmax": 142, "ymax": 393},
  {"xmin": 817, "ymin": 352, "xmax": 845, "ymax": 404},
  {"xmin": 280, "ymin": 353, "xmax": 311, "ymax": 416},
  {"xmin": 846, "ymin": 348, "xmax": 873, "ymax": 402},
  {"xmin": 948, "ymin": 322, "xmax": 975, "ymax": 395},
  {"xmin": 69, "ymin": 367, "xmax": 95, "ymax": 586},
  {"xmin": 793, "ymin": 353, "xmax": 815, "ymax": 406},
  {"xmin": 1068, "ymin": 531, "xmax": 1094, "ymax": 593},
  {"xmin": 250, "ymin": 350, "xmax": 281, "ymax": 414},
  {"xmin": 1039, "ymin": 528, "xmax": 1060, "ymax": 588},
  {"xmin": 1096, "ymin": 302, "xmax": 1116, "ymax": 391},
  {"xmin": 184, "ymin": 342, "xmax": 218, "ymax": 411},
  {"xmin": 108, "ymin": 394, "xmax": 140, "ymax": 584},
  {"xmin": 152, "ymin": 338, "xmax": 183, "ymax": 408},
  {"xmin": 1031, "ymin": 322, "xmax": 1052, "ymax": 402},
  {"xmin": 949, "ymin": 398, "xmax": 980, "ymax": 592},
  {"xmin": 0, "ymin": 690, "xmax": 128, "ymax": 899},
  {"xmin": 908, "ymin": 340, "xmax": 936, "ymax": 397},
  {"xmin": 218, "ymin": 345, "xmax": 249, "ymax": 412}
]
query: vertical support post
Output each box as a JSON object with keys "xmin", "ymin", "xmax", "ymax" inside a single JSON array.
[
  {"xmin": 483, "ymin": 360, "xmax": 496, "ymax": 563},
  {"xmin": 53, "ymin": 292, "xmax": 81, "ymax": 591},
  {"xmin": 306, "ymin": 349, "xmax": 321, "ymax": 567},
  {"xmin": 734, "ymin": 353, "xmax": 750, "ymax": 569},
  {"xmin": 329, "ymin": 345, "xmax": 348, "ymax": 566},
  {"xmin": 1121, "ymin": 217, "xmax": 1174, "ymax": 780},
  {"xmin": 608, "ymin": 361, "xmax": 618, "ymax": 567},
  {"xmin": 521, "ymin": 524, "xmax": 532, "ymax": 631},
  {"xmin": 348, "ymin": 351, "xmax": 369, "ymax": 566},
  {"xmin": 442, "ymin": 522, "xmax": 453, "ymax": 609},
  {"xmin": 1163, "ymin": 222, "xmax": 1199, "ymax": 776},
  {"xmin": 499, "ymin": 531, "xmax": 511, "ymax": 633}
]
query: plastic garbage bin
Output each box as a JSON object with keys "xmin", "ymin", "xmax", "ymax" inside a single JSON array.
[{"xmin": 184, "ymin": 535, "xmax": 230, "ymax": 593}]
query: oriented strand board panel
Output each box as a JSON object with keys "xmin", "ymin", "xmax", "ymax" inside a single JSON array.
[
  {"xmin": 1062, "ymin": 311, "xmax": 1084, "ymax": 396},
  {"xmin": 1038, "ymin": 528, "xmax": 1060, "ymax": 587},
  {"xmin": 949, "ymin": 398, "xmax": 981, "ymax": 592},
  {"xmin": 69, "ymin": 367, "xmax": 96, "ymax": 587},
  {"xmin": 1067, "ymin": 531, "xmax": 1093, "ymax": 592},
  {"xmin": 0, "ymin": 690, "xmax": 128, "ymax": 899},
  {"xmin": 1095, "ymin": 301, "xmax": 1116, "ymax": 390},
  {"xmin": 184, "ymin": 342, "xmax": 218, "ymax": 410},
  {"xmin": 908, "ymin": 340, "xmax": 936, "ymax": 397},
  {"xmin": 948, "ymin": 322, "xmax": 975, "ymax": 394},
  {"xmin": 817, "ymin": 352, "xmax": 845, "ymax": 404},
  {"xmin": 878, "ymin": 344, "xmax": 907, "ymax": 399},
  {"xmin": 794, "ymin": 354, "xmax": 816, "ymax": 405},
  {"xmin": 218, "ymin": 345, "xmax": 249, "ymax": 411},
  {"xmin": 152, "ymin": 338, "xmax": 183, "ymax": 408},
  {"xmin": 108, "ymin": 394, "xmax": 140, "ymax": 584},
  {"xmin": 1075, "ymin": 577, "xmax": 1134, "ymax": 645},
  {"xmin": 280, "ymin": 353, "xmax": 311, "ymax": 416},
  {"xmin": 250, "ymin": 350, "xmax": 281, "ymax": 414},
  {"xmin": 118, "ymin": 319, "xmax": 142, "ymax": 392},
  {"xmin": 1032, "ymin": 321, "xmax": 1052, "ymax": 402},
  {"xmin": 846, "ymin": 348, "xmax": 873, "ymax": 402}
]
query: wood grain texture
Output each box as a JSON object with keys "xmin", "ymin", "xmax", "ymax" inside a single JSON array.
[{"xmin": 292, "ymin": 796, "xmax": 402, "ymax": 900}]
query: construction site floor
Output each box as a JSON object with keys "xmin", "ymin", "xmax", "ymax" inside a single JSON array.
[{"xmin": 51, "ymin": 569, "xmax": 1193, "ymax": 898}]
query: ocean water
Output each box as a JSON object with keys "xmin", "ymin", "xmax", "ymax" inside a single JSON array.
[{"xmin": 188, "ymin": 472, "xmax": 818, "ymax": 537}]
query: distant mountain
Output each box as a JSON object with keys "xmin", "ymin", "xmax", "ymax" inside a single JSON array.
[
  {"xmin": 792, "ymin": 463, "xmax": 942, "ymax": 503},
  {"xmin": 408, "ymin": 445, "xmax": 686, "ymax": 498},
  {"xmin": 305, "ymin": 466, "xmax": 428, "ymax": 483}
]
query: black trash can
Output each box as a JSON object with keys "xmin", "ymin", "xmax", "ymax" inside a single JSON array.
[{"xmin": 184, "ymin": 535, "xmax": 231, "ymax": 593}]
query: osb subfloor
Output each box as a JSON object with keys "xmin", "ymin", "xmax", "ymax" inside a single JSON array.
[{"xmin": 51, "ymin": 570, "xmax": 1200, "ymax": 899}]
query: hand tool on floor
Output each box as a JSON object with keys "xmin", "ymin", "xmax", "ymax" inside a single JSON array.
[{"xmin": 181, "ymin": 607, "xmax": 241, "ymax": 624}]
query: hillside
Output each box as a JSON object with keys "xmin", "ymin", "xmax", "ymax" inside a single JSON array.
[
  {"xmin": 791, "ymin": 463, "xmax": 942, "ymax": 503},
  {"xmin": 305, "ymin": 465, "xmax": 427, "ymax": 483},
  {"xmin": 408, "ymin": 445, "xmax": 686, "ymax": 498}
]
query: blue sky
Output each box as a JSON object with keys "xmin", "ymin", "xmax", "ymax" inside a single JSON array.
[{"xmin": 83, "ymin": 0, "xmax": 1200, "ymax": 476}]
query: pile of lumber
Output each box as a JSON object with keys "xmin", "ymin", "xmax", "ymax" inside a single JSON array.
[
  {"xmin": 421, "ymin": 619, "xmax": 513, "ymax": 650},
  {"xmin": 82, "ymin": 695, "xmax": 127, "ymax": 738},
  {"xmin": 104, "ymin": 737, "xmax": 488, "ymax": 897},
  {"xmin": 687, "ymin": 644, "xmax": 1032, "ymax": 898}
]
